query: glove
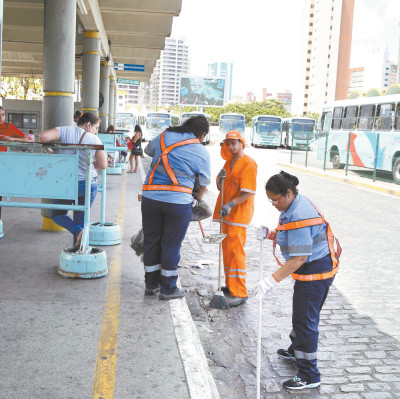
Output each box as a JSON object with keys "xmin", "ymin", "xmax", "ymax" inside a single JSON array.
[
  {"xmin": 254, "ymin": 275, "xmax": 278, "ymax": 301},
  {"xmin": 192, "ymin": 199, "xmax": 198, "ymax": 210},
  {"xmin": 220, "ymin": 201, "xmax": 235, "ymax": 217},
  {"xmin": 256, "ymin": 226, "xmax": 270, "ymax": 240},
  {"xmin": 217, "ymin": 169, "xmax": 227, "ymax": 185}
]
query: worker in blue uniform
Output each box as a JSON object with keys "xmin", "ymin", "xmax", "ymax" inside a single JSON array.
[
  {"xmin": 254, "ymin": 170, "xmax": 341, "ymax": 390},
  {"xmin": 141, "ymin": 116, "xmax": 211, "ymax": 300}
]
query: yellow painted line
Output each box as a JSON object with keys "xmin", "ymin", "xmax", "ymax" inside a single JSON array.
[
  {"xmin": 85, "ymin": 31, "xmax": 100, "ymax": 39},
  {"xmin": 43, "ymin": 91, "xmax": 72, "ymax": 96},
  {"xmin": 91, "ymin": 172, "xmax": 127, "ymax": 399}
]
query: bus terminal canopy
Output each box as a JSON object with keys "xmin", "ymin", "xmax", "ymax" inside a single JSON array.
[{"xmin": 2, "ymin": 0, "xmax": 182, "ymax": 82}]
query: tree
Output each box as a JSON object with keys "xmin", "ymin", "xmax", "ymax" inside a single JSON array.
[{"xmin": 1, "ymin": 77, "xmax": 43, "ymax": 100}]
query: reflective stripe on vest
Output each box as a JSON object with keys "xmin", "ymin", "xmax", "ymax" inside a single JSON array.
[
  {"xmin": 273, "ymin": 197, "xmax": 342, "ymax": 281},
  {"xmin": 142, "ymin": 130, "xmax": 199, "ymax": 194}
]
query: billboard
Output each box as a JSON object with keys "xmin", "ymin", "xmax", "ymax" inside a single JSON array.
[{"xmin": 179, "ymin": 76, "xmax": 226, "ymax": 107}]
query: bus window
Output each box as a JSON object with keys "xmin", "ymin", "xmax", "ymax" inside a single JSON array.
[
  {"xmin": 332, "ymin": 107, "xmax": 343, "ymax": 129},
  {"xmin": 395, "ymin": 104, "xmax": 400, "ymax": 131},
  {"xmin": 342, "ymin": 106, "xmax": 358, "ymax": 130},
  {"xmin": 375, "ymin": 103, "xmax": 395, "ymax": 131},
  {"xmin": 322, "ymin": 112, "xmax": 332, "ymax": 131},
  {"xmin": 358, "ymin": 104, "xmax": 375, "ymax": 130}
]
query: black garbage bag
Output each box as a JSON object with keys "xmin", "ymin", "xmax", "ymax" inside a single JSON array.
[
  {"xmin": 191, "ymin": 198, "xmax": 212, "ymax": 222},
  {"xmin": 130, "ymin": 228, "xmax": 144, "ymax": 258}
]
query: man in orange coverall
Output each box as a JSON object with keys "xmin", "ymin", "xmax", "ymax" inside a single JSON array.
[{"xmin": 213, "ymin": 130, "xmax": 257, "ymax": 307}]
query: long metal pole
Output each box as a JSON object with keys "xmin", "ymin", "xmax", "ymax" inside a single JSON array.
[{"xmin": 256, "ymin": 239, "xmax": 263, "ymax": 399}]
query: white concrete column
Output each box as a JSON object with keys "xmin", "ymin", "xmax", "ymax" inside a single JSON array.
[{"xmin": 99, "ymin": 62, "xmax": 110, "ymax": 132}]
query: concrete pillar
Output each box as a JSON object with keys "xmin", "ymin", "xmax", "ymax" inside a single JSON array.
[
  {"xmin": 109, "ymin": 77, "xmax": 116, "ymax": 125},
  {"xmin": 99, "ymin": 62, "xmax": 110, "ymax": 132},
  {"xmin": 114, "ymin": 89, "xmax": 118, "ymax": 120},
  {"xmin": 42, "ymin": 0, "xmax": 76, "ymax": 230},
  {"xmin": 42, "ymin": 0, "xmax": 76, "ymax": 130},
  {"xmin": 81, "ymin": 31, "xmax": 100, "ymax": 115}
]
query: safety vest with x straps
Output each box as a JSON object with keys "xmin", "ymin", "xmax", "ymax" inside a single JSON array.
[
  {"xmin": 273, "ymin": 197, "xmax": 342, "ymax": 281},
  {"xmin": 142, "ymin": 130, "xmax": 200, "ymax": 194}
]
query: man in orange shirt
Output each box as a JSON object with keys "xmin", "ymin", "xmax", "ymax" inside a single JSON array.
[
  {"xmin": 0, "ymin": 106, "xmax": 28, "ymax": 151},
  {"xmin": 213, "ymin": 130, "xmax": 257, "ymax": 307}
]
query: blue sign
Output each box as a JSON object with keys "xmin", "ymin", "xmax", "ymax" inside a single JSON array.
[{"xmin": 114, "ymin": 63, "xmax": 144, "ymax": 72}]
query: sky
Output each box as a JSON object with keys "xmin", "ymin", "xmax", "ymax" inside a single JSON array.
[{"xmin": 171, "ymin": 0, "xmax": 400, "ymax": 99}]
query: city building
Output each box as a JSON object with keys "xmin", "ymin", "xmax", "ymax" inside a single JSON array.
[
  {"xmin": 207, "ymin": 62, "xmax": 233, "ymax": 102},
  {"xmin": 348, "ymin": 67, "xmax": 364, "ymax": 95},
  {"xmin": 292, "ymin": 0, "xmax": 355, "ymax": 115},
  {"xmin": 149, "ymin": 37, "xmax": 190, "ymax": 108}
]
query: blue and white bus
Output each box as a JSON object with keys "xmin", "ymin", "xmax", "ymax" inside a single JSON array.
[
  {"xmin": 180, "ymin": 111, "xmax": 211, "ymax": 144},
  {"xmin": 250, "ymin": 115, "xmax": 282, "ymax": 148},
  {"xmin": 218, "ymin": 113, "xmax": 246, "ymax": 142},
  {"xmin": 116, "ymin": 113, "xmax": 135, "ymax": 136},
  {"xmin": 144, "ymin": 112, "xmax": 180, "ymax": 141},
  {"xmin": 282, "ymin": 117, "xmax": 316, "ymax": 149},
  {"xmin": 316, "ymin": 94, "xmax": 400, "ymax": 183}
]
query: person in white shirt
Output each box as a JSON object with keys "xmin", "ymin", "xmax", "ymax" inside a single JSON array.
[{"xmin": 39, "ymin": 112, "xmax": 106, "ymax": 248}]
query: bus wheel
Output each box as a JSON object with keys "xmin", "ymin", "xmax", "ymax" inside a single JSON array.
[
  {"xmin": 392, "ymin": 158, "xmax": 400, "ymax": 184},
  {"xmin": 332, "ymin": 154, "xmax": 344, "ymax": 169}
]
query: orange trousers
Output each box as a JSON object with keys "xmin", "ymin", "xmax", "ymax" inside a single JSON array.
[{"xmin": 221, "ymin": 223, "xmax": 248, "ymax": 298}]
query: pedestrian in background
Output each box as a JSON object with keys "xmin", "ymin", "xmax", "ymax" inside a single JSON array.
[
  {"xmin": 39, "ymin": 112, "xmax": 106, "ymax": 248},
  {"xmin": 73, "ymin": 110, "xmax": 82, "ymax": 126},
  {"xmin": 128, "ymin": 125, "xmax": 143, "ymax": 173},
  {"xmin": 141, "ymin": 116, "xmax": 211, "ymax": 300},
  {"xmin": 0, "ymin": 106, "xmax": 29, "ymax": 151},
  {"xmin": 213, "ymin": 130, "xmax": 257, "ymax": 307},
  {"xmin": 254, "ymin": 170, "xmax": 341, "ymax": 390}
]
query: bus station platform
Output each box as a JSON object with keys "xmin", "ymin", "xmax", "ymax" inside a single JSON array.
[{"xmin": 0, "ymin": 159, "xmax": 218, "ymax": 399}]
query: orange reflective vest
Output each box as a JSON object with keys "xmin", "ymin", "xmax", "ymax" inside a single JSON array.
[
  {"xmin": 273, "ymin": 198, "xmax": 342, "ymax": 281},
  {"xmin": 142, "ymin": 130, "xmax": 200, "ymax": 194}
]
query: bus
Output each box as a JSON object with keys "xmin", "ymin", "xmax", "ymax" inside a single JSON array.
[
  {"xmin": 316, "ymin": 94, "xmax": 400, "ymax": 183},
  {"xmin": 180, "ymin": 111, "xmax": 211, "ymax": 144},
  {"xmin": 144, "ymin": 111, "xmax": 180, "ymax": 141},
  {"xmin": 282, "ymin": 117, "xmax": 316, "ymax": 149},
  {"xmin": 218, "ymin": 113, "xmax": 246, "ymax": 142},
  {"xmin": 116, "ymin": 113, "xmax": 135, "ymax": 136},
  {"xmin": 250, "ymin": 115, "xmax": 282, "ymax": 148}
]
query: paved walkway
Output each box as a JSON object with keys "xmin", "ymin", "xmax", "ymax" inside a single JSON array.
[{"xmin": 0, "ymin": 160, "xmax": 218, "ymax": 399}]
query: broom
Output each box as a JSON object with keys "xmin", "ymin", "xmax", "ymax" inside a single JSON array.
[{"xmin": 208, "ymin": 170, "xmax": 230, "ymax": 310}]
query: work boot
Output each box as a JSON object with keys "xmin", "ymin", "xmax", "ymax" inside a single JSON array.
[
  {"xmin": 221, "ymin": 286, "xmax": 231, "ymax": 296},
  {"xmin": 144, "ymin": 287, "xmax": 160, "ymax": 296},
  {"xmin": 226, "ymin": 296, "xmax": 248, "ymax": 307},
  {"xmin": 159, "ymin": 288, "xmax": 185, "ymax": 300}
]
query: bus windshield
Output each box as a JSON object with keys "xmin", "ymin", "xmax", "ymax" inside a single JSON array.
[
  {"xmin": 116, "ymin": 114, "xmax": 135, "ymax": 130},
  {"xmin": 257, "ymin": 121, "xmax": 281, "ymax": 135},
  {"xmin": 146, "ymin": 116, "xmax": 170, "ymax": 132},
  {"xmin": 291, "ymin": 120, "xmax": 315, "ymax": 139}
]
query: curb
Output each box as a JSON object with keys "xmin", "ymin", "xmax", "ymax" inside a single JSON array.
[
  {"xmin": 138, "ymin": 157, "xmax": 220, "ymax": 399},
  {"xmin": 279, "ymin": 162, "xmax": 400, "ymax": 198}
]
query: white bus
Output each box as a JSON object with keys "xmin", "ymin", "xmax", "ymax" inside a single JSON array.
[
  {"xmin": 116, "ymin": 112, "xmax": 135, "ymax": 136},
  {"xmin": 218, "ymin": 113, "xmax": 246, "ymax": 142},
  {"xmin": 316, "ymin": 94, "xmax": 400, "ymax": 183},
  {"xmin": 180, "ymin": 111, "xmax": 211, "ymax": 144},
  {"xmin": 250, "ymin": 115, "xmax": 282, "ymax": 148},
  {"xmin": 144, "ymin": 112, "xmax": 180, "ymax": 141},
  {"xmin": 282, "ymin": 117, "xmax": 316, "ymax": 149}
]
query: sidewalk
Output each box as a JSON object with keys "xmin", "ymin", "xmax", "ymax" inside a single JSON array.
[{"xmin": 0, "ymin": 159, "xmax": 218, "ymax": 399}]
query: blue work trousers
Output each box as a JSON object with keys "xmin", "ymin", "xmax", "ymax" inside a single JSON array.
[
  {"xmin": 288, "ymin": 255, "xmax": 334, "ymax": 383},
  {"xmin": 51, "ymin": 179, "xmax": 98, "ymax": 245},
  {"xmin": 141, "ymin": 196, "xmax": 192, "ymax": 295}
]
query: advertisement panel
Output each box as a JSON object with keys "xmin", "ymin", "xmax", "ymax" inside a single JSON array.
[{"xmin": 179, "ymin": 76, "xmax": 226, "ymax": 107}]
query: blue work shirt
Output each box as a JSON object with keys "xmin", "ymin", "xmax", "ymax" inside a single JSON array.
[
  {"xmin": 143, "ymin": 130, "xmax": 211, "ymax": 204},
  {"xmin": 276, "ymin": 194, "xmax": 330, "ymax": 263}
]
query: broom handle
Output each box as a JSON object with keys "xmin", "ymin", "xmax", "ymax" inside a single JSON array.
[
  {"xmin": 198, "ymin": 220, "xmax": 206, "ymax": 238},
  {"xmin": 218, "ymin": 177, "xmax": 225, "ymax": 292},
  {"xmin": 256, "ymin": 239, "xmax": 263, "ymax": 399}
]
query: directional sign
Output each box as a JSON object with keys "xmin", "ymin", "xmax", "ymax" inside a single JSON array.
[
  {"xmin": 117, "ymin": 78, "xmax": 140, "ymax": 86},
  {"xmin": 114, "ymin": 63, "xmax": 144, "ymax": 72}
]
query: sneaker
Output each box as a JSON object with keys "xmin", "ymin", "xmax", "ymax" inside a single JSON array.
[
  {"xmin": 277, "ymin": 348, "xmax": 295, "ymax": 361},
  {"xmin": 144, "ymin": 287, "xmax": 160, "ymax": 296},
  {"xmin": 283, "ymin": 376, "xmax": 320, "ymax": 390},
  {"xmin": 159, "ymin": 288, "xmax": 185, "ymax": 300},
  {"xmin": 226, "ymin": 296, "xmax": 248, "ymax": 307}
]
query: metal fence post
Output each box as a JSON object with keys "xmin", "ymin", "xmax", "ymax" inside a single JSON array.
[
  {"xmin": 373, "ymin": 132, "xmax": 380, "ymax": 182},
  {"xmin": 345, "ymin": 132, "xmax": 351, "ymax": 176}
]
